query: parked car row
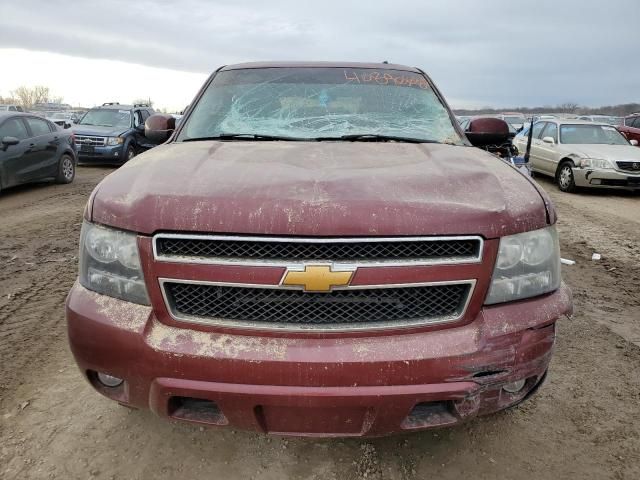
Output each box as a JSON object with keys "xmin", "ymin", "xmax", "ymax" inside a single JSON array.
[{"xmin": 0, "ymin": 99, "xmax": 176, "ymax": 194}]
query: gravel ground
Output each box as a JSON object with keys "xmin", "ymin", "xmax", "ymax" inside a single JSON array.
[{"xmin": 1, "ymin": 167, "xmax": 639, "ymax": 479}]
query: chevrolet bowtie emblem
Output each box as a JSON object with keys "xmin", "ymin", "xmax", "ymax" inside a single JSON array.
[{"xmin": 281, "ymin": 265, "xmax": 355, "ymax": 292}]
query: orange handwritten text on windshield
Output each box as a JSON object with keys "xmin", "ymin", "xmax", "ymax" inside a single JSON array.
[{"xmin": 343, "ymin": 70, "xmax": 429, "ymax": 89}]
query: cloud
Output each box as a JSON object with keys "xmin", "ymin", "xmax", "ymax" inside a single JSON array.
[{"xmin": 0, "ymin": 0, "xmax": 638, "ymax": 107}]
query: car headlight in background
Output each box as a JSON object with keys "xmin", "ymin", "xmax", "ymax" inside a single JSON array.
[
  {"xmin": 579, "ymin": 158, "xmax": 613, "ymax": 169},
  {"xmin": 79, "ymin": 222, "xmax": 149, "ymax": 305},
  {"xmin": 485, "ymin": 226, "xmax": 561, "ymax": 305},
  {"xmin": 106, "ymin": 136, "xmax": 124, "ymax": 146}
]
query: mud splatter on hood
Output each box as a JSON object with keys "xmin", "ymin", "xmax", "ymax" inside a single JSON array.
[{"xmin": 91, "ymin": 141, "xmax": 550, "ymax": 238}]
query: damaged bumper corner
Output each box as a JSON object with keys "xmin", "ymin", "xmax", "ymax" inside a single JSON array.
[{"xmin": 573, "ymin": 167, "xmax": 640, "ymax": 190}]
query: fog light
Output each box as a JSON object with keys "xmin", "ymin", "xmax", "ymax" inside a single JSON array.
[
  {"xmin": 97, "ymin": 372, "xmax": 124, "ymax": 388},
  {"xmin": 503, "ymin": 379, "xmax": 526, "ymax": 394}
]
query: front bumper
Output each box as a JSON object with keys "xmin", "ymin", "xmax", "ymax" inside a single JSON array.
[
  {"xmin": 66, "ymin": 282, "xmax": 572, "ymax": 437},
  {"xmin": 77, "ymin": 144, "xmax": 125, "ymax": 163},
  {"xmin": 573, "ymin": 167, "xmax": 640, "ymax": 190}
]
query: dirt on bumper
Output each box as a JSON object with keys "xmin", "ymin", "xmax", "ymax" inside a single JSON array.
[{"xmin": 66, "ymin": 282, "xmax": 572, "ymax": 437}]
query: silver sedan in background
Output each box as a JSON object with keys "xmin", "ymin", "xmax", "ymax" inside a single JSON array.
[{"xmin": 513, "ymin": 120, "xmax": 640, "ymax": 192}]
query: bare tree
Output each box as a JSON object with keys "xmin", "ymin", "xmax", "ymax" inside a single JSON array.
[
  {"xmin": 0, "ymin": 94, "xmax": 18, "ymax": 104},
  {"xmin": 558, "ymin": 102, "xmax": 579, "ymax": 113},
  {"xmin": 10, "ymin": 85, "xmax": 53, "ymax": 109}
]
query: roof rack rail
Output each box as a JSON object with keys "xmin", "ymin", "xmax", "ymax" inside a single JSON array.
[
  {"xmin": 133, "ymin": 103, "xmax": 150, "ymax": 108},
  {"xmin": 102, "ymin": 102, "xmax": 120, "ymax": 106}
]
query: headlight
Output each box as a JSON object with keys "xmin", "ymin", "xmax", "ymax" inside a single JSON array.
[
  {"xmin": 106, "ymin": 136, "xmax": 124, "ymax": 146},
  {"xmin": 579, "ymin": 158, "xmax": 613, "ymax": 169},
  {"xmin": 485, "ymin": 226, "xmax": 561, "ymax": 305},
  {"xmin": 79, "ymin": 222, "xmax": 149, "ymax": 305}
]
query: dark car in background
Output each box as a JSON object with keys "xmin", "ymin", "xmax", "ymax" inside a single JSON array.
[
  {"xmin": 0, "ymin": 112, "xmax": 77, "ymax": 193},
  {"xmin": 618, "ymin": 114, "xmax": 640, "ymax": 146},
  {"xmin": 71, "ymin": 103, "xmax": 158, "ymax": 164}
]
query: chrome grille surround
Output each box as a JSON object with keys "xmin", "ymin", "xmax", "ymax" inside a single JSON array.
[
  {"xmin": 159, "ymin": 278, "xmax": 476, "ymax": 332},
  {"xmin": 154, "ymin": 234, "xmax": 481, "ymax": 332},
  {"xmin": 75, "ymin": 135, "xmax": 106, "ymax": 146},
  {"xmin": 153, "ymin": 234, "xmax": 484, "ymax": 266},
  {"xmin": 616, "ymin": 161, "xmax": 640, "ymax": 173}
]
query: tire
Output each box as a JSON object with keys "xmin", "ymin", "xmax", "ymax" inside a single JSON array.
[
  {"xmin": 557, "ymin": 161, "xmax": 576, "ymax": 193},
  {"xmin": 56, "ymin": 154, "xmax": 76, "ymax": 184},
  {"xmin": 124, "ymin": 144, "xmax": 136, "ymax": 162}
]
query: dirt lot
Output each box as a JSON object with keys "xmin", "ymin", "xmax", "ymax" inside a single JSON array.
[{"xmin": 1, "ymin": 168, "xmax": 639, "ymax": 479}]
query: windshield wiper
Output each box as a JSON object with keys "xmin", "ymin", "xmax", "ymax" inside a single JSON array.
[
  {"xmin": 182, "ymin": 133, "xmax": 305, "ymax": 142},
  {"xmin": 314, "ymin": 134, "xmax": 442, "ymax": 144}
]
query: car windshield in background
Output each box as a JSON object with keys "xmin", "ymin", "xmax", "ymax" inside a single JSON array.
[
  {"xmin": 560, "ymin": 124, "xmax": 629, "ymax": 145},
  {"xmin": 505, "ymin": 116, "xmax": 525, "ymax": 125},
  {"xmin": 78, "ymin": 109, "xmax": 131, "ymax": 128},
  {"xmin": 178, "ymin": 67, "xmax": 464, "ymax": 144}
]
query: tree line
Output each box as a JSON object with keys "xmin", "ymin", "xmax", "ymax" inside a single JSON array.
[
  {"xmin": 1, "ymin": 86, "xmax": 161, "ymax": 111},
  {"xmin": 0, "ymin": 86, "xmax": 64, "ymax": 109}
]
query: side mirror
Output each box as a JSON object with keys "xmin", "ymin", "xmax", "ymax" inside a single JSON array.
[
  {"xmin": 464, "ymin": 118, "xmax": 511, "ymax": 148},
  {"xmin": 145, "ymin": 114, "xmax": 176, "ymax": 144},
  {"xmin": 542, "ymin": 136, "xmax": 555, "ymax": 145},
  {"xmin": 631, "ymin": 139, "xmax": 639, "ymax": 146},
  {"xmin": 1, "ymin": 136, "xmax": 19, "ymax": 150},
  {"xmin": 135, "ymin": 123, "xmax": 145, "ymax": 133}
]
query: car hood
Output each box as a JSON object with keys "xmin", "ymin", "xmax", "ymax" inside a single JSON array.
[
  {"xmin": 71, "ymin": 124, "xmax": 127, "ymax": 137},
  {"xmin": 567, "ymin": 144, "xmax": 640, "ymax": 161},
  {"xmin": 91, "ymin": 141, "xmax": 551, "ymax": 238}
]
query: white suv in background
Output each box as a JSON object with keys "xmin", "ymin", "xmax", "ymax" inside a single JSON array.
[{"xmin": 513, "ymin": 120, "xmax": 640, "ymax": 192}]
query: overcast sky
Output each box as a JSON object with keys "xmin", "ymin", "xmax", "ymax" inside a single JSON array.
[{"xmin": 1, "ymin": 0, "xmax": 638, "ymax": 111}]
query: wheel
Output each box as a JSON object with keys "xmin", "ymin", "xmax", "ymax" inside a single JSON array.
[
  {"xmin": 557, "ymin": 161, "xmax": 576, "ymax": 193},
  {"xmin": 56, "ymin": 154, "xmax": 76, "ymax": 184},
  {"xmin": 124, "ymin": 144, "xmax": 136, "ymax": 162}
]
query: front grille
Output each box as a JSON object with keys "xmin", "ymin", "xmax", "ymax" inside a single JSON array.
[
  {"xmin": 75, "ymin": 135, "xmax": 106, "ymax": 146},
  {"xmin": 163, "ymin": 282, "xmax": 470, "ymax": 328},
  {"xmin": 155, "ymin": 236, "xmax": 482, "ymax": 263},
  {"xmin": 616, "ymin": 161, "xmax": 640, "ymax": 172}
]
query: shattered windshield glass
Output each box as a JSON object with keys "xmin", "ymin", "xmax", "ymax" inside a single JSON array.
[{"xmin": 178, "ymin": 67, "xmax": 463, "ymax": 144}]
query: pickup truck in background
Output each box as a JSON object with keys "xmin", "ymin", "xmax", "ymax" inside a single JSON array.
[{"xmin": 66, "ymin": 61, "xmax": 572, "ymax": 437}]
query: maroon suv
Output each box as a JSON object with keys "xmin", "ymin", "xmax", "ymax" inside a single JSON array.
[
  {"xmin": 618, "ymin": 114, "xmax": 640, "ymax": 145},
  {"xmin": 66, "ymin": 62, "xmax": 572, "ymax": 437}
]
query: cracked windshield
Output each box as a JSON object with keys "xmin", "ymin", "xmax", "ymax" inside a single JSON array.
[{"xmin": 179, "ymin": 67, "xmax": 463, "ymax": 144}]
